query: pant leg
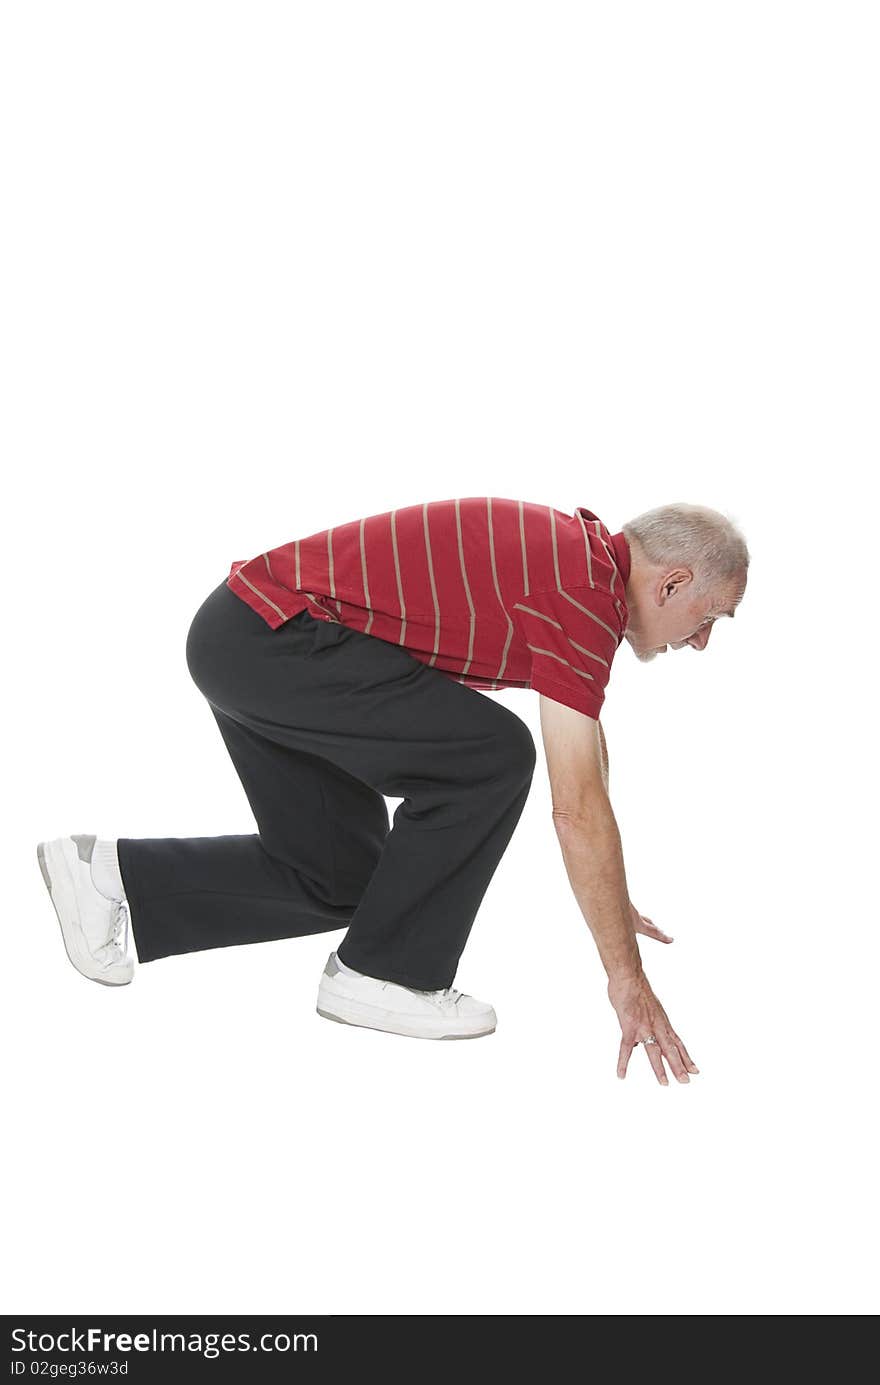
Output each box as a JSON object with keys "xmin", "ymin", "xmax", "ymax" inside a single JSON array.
[
  {"xmin": 122, "ymin": 579, "xmax": 536, "ymax": 989},
  {"xmin": 337, "ymin": 732, "xmax": 534, "ymax": 991},
  {"xmin": 117, "ymin": 708, "xmax": 390, "ymax": 963}
]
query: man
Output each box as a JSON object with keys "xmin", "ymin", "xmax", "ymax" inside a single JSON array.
[{"xmin": 37, "ymin": 496, "xmax": 748, "ymax": 1081}]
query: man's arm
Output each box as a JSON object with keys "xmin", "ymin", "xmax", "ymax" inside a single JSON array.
[
  {"xmin": 597, "ymin": 717, "xmax": 609, "ymax": 792},
  {"xmin": 538, "ymin": 695, "xmax": 699, "ymax": 1085},
  {"xmin": 538, "ymin": 696, "xmax": 640, "ymax": 982}
]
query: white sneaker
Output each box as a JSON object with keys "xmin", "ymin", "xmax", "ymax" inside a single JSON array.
[
  {"xmin": 316, "ymin": 952, "xmax": 496, "ymax": 1040},
  {"xmin": 36, "ymin": 835, "xmax": 135, "ymax": 986}
]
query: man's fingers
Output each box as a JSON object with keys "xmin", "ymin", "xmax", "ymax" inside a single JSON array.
[
  {"xmin": 671, "ymin": 1031, "xmax": 700, "ymax": 1074},
  {"xmin": 647, "ymin": 924, "xmax": 674, "ymax": 943},
  {"xmin": 635, "ymin": 916, "xmax": 674, "ymax": 943},
  {"xmin": 643, "ymin": 1042, "xmax": 669, "ymax": 1085},
  {"xmin": 660, "ymin": 1033, "xmax": 690, "ymax": 1084},
  {"xmin": 617, "ymin": 1037, "xmax": 634, "ymax": 1079}
]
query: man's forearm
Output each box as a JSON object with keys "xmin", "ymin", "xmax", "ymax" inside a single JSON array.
[{"xmin": 553, "ymin": 797, "xmax": 642, "ymax": 981}]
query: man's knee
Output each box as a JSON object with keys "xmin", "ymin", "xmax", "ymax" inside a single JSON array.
[{"xmin": 490, "ymin": 711, "xmax": 537, "ymax": 786}]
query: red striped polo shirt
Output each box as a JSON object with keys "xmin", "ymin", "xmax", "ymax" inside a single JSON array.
[{"xmin": 226, "ymin": 497, "xmax": 631, "ymax": 720}]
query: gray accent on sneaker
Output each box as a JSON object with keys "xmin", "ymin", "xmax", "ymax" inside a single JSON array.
[
  {"xmin": 325, "ymin": 953, "xmax": 341, "ymax": 978},
  {"xmin": 36, "ymin": 842, "xmax": 52, "ymax": 891},
  {"xmin": 70, "ymin": 833, "xmax": 97, "ymax": 864}
]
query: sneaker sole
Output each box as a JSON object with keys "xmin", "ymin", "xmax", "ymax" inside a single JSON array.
[
  {"xmin": 316, "ymin": 992, "xmax": 496, "ymax": 1040},
  {"xmin": 36, "ymin": 839, "xmax": 133, "ymax": 987}
]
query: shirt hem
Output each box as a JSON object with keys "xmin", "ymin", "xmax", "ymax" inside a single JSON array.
[{"xmin": 226, "ymin": 572, "xmax": 296, "ymax": 629}]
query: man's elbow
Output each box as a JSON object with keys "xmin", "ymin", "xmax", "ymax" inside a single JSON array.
[{"xmin": 551, "ymin": 790, "xmax": 612, "ymax": 833}]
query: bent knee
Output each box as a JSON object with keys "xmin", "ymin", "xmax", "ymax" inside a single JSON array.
[{"xmin": 489, "ymin": 712, "xmax": 537, "ymax": 785}]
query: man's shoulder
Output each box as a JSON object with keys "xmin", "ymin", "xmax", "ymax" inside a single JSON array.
[
  {"xmin": 516, "ymin": 578, "xmax": 625, "ymax": 642},
  {"xmin": 523, "ymin": 575, "xmax": 620, "ymax": 606}
]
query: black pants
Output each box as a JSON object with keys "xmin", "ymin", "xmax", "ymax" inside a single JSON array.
[{"xmin": 116, "ymin": 580, "xmax": 537, "ymax": 991}]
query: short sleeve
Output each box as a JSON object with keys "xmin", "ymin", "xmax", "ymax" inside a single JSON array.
[{"xmin": 512, "ymin": 586, "xmax": 622, "ymax": 720}]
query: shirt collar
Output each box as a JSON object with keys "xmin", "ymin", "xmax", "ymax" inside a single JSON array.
[
  {"xmin": 576, "ymin": 507, "xmax": 631, "ymax": 588},
  {"xmin": 609, "ymin": 529, "xmax": 631, "ymax": 587}
]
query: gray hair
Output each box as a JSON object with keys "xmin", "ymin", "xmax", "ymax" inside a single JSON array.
[{"xmin": 620, "ymin": 502, "xmax": 749, "ymax": 601}]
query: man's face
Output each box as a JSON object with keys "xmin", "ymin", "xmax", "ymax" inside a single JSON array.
[{"xmin": 625, "ymin": 569, "xmax": 747, "ymax": 663}]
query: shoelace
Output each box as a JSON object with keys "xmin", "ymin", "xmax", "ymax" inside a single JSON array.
[
  {"xmin": 424, "ymin": 985, "xmax": 464, "ymax": 1010},
  {"xmin": 94, "ymin": 898, "xmax": 130, "ymax": 966}
]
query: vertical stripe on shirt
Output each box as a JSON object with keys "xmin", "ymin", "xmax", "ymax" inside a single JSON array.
[
  {"xmin": 454, "ymin": 499, "xmax": 477, "ymax": 675},
  {"xmin": 487, "ymin": 496, "xmax": 515, "ymax": 679},
  {"xmin": 390, "ymin": 510, "xmax": 407, "ymax": 644},
  {"xmin": 518, "ymin": 498, "xmax": 530, "ymax": 597},
  {"xmin": 422, "ymin": 502, "xmax": 441, "ymax": 664},
  {"xmin": 359, "ymin": 516, "xmax": 374, "ymax": 636}
]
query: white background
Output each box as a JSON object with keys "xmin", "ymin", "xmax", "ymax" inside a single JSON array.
[{"xmin": 3, "ymin": 1, "xmax": 877, "ymax": 1316}]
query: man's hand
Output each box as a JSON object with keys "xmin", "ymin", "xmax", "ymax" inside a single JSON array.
[
  {"xmin": 629, "ymin": 901, "xmax": 674, "ymax": 944},
  {"xmin": 608, "ymin": 972, "xmax": 700, "ymax": 1085}
]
